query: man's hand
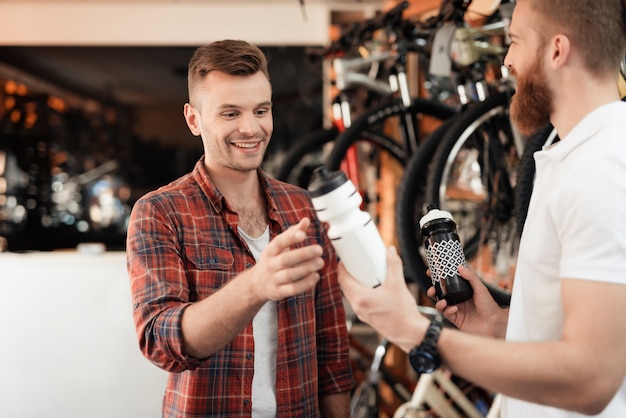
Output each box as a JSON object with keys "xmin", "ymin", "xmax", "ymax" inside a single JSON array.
[
  {"xmin": 428, "ymin": 265, "xmax": 508, "ymax": 339},
  {"xmin": 338, "ymin": 246, "xmax": 429, "ymax": 352},
  {"xmin": 251, "ymin": 217, "xmax": 324, "ymax": 301}
]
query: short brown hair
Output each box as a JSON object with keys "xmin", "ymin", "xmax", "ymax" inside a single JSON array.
[
  {"xmin": 187, "ymin": 40, "xmax": 270, "ymax": 104},
  {"xmin": 526, "ymin": 0, "xmax": 626, "ymax": 76}
]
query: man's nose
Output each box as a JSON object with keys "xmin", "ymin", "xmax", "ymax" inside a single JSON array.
[
  {"xmin": 238, "ymin": 113, "xmax": 260, "ymax": 135},
  {"xmin": 503, "ymin": 51, "xmax": 513, "ymax": 70}
]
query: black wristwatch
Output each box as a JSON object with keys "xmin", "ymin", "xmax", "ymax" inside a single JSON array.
[{"xmin": 408, "ymin": 314, "xmax": 443, "ymax": 373}]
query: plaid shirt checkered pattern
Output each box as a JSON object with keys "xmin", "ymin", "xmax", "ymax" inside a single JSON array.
[{"xmin": 127, "ymin": 157, "xmax": 353, "ymax": 417}]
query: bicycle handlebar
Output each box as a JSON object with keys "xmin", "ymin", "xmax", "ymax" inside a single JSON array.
[
  {"xmin": 319, "ymin": 1, "xmax": 409, "ymax": 59},
  {"xmin": 317, "ymin": 0, "xmax": 489, "ymax": 62}
]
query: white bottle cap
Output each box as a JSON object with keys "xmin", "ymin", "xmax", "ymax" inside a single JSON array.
[{"xmin": 419, "ymin": 207, "xmax": 454, "ymax": 229}]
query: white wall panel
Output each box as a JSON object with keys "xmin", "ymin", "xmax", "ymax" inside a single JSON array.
[
  {"xmin": 0, "ymin": 2, "xmax": 331, "ymax": 46},
  {"xmin": 0, "ymin": 251, "xmax": 167, "ymax": 417}
]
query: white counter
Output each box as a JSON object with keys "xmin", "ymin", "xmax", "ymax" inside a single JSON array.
[{"xmin": 0, "ymin": 251, "xmax": 167, "ymax": 418}]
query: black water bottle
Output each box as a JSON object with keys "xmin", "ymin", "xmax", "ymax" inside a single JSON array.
[{"xmin": 419, "ymin": 205, "xmax": 473, "ymax": 305}]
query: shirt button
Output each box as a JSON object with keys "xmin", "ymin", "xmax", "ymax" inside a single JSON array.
[
  {"xmin": 244, "ymin": 399, "xmax": 250, "ymax": 406},
  {"xmin": 246, "ymin": 352, "xmax": 253, "ymax": 360},
  {"xmin": 246, "ymin": 262, "xmax": 252, "ymax": 268}
]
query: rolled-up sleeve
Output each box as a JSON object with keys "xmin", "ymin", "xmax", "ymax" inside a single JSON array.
[{"xmin": 127, "ymin": 196, "xmax": 202, "ymax": 372}]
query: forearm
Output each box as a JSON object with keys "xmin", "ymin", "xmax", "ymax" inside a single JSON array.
[
  {"xmin": 182, "ymin": 270, "xmax": 265, "ymax": 358},
  {"xmin": 319, "ymin": 391, "xmax": 350, "ymax": 418},
  {"xmin": 439, "ymin": 329, "xmax": 616, "ymax": 414}
]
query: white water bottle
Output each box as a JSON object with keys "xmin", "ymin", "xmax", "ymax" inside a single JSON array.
[{"xmin": 308, "ymin": 167, "xmax": 387, "ymax": 287}]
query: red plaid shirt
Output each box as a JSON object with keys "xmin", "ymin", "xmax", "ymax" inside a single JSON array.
[{"xmin": 127, "ymin": 158, "xmax": 353, "ymax": 417}]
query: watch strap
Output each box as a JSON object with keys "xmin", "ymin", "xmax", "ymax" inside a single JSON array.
[
  {"xmin": 422, "ymin": 314, "xmax": 443, "ymax": 352},
  {"xmin": 408, "ymin": 314, "xmax": 443, "ymax": 373}
]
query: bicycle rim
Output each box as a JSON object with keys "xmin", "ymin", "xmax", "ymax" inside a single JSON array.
[{"xmin": 426, "ymin": 92, "xmax": 515, "ymax": 306}]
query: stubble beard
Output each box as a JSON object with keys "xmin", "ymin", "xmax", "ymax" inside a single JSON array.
[{"xmin": 509, "ymin": 57, "xmax": 553, "ymax": 137}]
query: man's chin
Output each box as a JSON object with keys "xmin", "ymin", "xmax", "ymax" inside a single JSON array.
[
  {"xmin": 512, "ymin": 118, "xmax": 551, "ymax": 138},
  {"xmin": 510, "ymin": 101, "xmax": 550, "ymax": 138}
]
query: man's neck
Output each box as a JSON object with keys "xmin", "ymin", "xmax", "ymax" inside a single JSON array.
[
  {"xmin": 205, "ymin": 163, "xmax": 268, "ymax": 236},
  {"xmin": 550, "ymin": 72, "xmax": 620, "ymax": 138},
  {"xmin": 205, "ymin": 163, "xmax": 260, "ymax": 203}
]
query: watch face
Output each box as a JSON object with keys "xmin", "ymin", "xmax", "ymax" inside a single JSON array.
[{"xmin": 409, "ymin": 349, "xmax": 440, "ymax": 374}]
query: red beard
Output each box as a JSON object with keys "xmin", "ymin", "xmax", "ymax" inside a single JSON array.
[{"xmin": 510, "ymin": 58, "xmax": 553, "ymax": 137}]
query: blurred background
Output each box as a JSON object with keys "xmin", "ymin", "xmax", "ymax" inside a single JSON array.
[{"xmin": 1, "ymin": 0, "xmax": 439, "ymax": 251}]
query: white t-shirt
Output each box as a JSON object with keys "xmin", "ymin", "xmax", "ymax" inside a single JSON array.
[
  {"xmin": 502, "ymin": 101, "xmax": 626, "ymax": 417},
  {"xmin": 239, "ymin": 226, "xmax": 278, "ymax": 418}
]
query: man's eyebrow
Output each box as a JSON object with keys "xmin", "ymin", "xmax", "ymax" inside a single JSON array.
[{"xmin": 218, "ymin": 101, "xmax": 272, "ymax": 110}]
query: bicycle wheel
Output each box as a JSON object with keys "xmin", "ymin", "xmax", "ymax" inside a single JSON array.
[
  {"xmin": 425, "ymin": 92, "xmax": 518, "ymax": 306},
  {"xmin": 325, "ymin": 98, "xmax": 457, "ymax": 227},
  {"xmin": 276, "ymin": 119, "xmax": 411, "ymax": 193},
  {"xmin": 326, "ymin": 98, "xmax": 457, "ymax": 171},
  {"xmin": 396, "ymin": 117, "xmax": 457, "ymax": 290},
  {"xmin": 275, "ymin": 127, "xmax": 339, "ymax": 188}
]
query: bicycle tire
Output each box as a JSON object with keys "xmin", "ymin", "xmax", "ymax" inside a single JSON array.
[
  {"xmin": 326, "ymin": 98, "xmax": 458, "ymax": 171},
  {"xmin": 275, "ymin": 127, "xmax": 339, "ymax": 188},
  {"xmin": 275, "ymin": 120, "xmax": 411, "ymax": 192},
  {"xmin": 425, "ymin": 92, "xmax": 516, "ymax": 306},
  {"xmin": 395, "ymin": 117, "xmax": 457, "ymax": 290},
  {"xmin": 514, "ymin": 124, "xmax": 558, "ymax": 237}
]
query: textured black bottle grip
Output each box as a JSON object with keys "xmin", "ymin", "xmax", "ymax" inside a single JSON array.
[{"xmin": 424, "ymin": 232, "xmax": 473, "ymax": 305}]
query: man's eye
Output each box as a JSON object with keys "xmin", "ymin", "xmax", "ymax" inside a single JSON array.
[
  {"xmin": 256, "ymin": 109, "xmax": 269, "ymax": 116},
  {"xmin": 223, "ymin": 112, "xmax": 238, "ymax": 118}
]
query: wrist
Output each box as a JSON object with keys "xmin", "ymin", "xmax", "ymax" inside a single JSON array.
[
  {"xmin": 396, "ymin": 314, "xmax": 428, "ymax": 353},
  {"xmin": 408, "ymin": 314, "xmax": 444, "ymax": 374}
]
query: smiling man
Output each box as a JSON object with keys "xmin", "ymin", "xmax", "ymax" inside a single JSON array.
[{"xmin": 126, "ymin": 40, "xmax": 352, "ymax": 417}]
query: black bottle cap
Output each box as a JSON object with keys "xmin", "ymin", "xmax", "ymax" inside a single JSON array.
[{"xmin": 307, "ymin": 166, "xmax": 348, "ymax": 197}]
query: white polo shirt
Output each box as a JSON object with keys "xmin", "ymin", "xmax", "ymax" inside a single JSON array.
[{"xmin": 502, "ymin": 101, "xmax": 626, "ymax": 417}]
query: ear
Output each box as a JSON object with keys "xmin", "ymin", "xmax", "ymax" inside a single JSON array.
[
  {"xmin": 549, "ymin": 34, "xmax": 571, "ymax": 70},
  {"xmin": 183, "ymin": 103, "xmax": 201, "ymax": 137}
]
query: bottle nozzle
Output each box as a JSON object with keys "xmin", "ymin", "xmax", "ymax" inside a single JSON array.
[
  {"xmin": 312, "ymin": 166, "xmax": 329, "ymax": 181},
  {"xmin": 308, "ymin": 166, "xmax": 349, "ymax": 197}
]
